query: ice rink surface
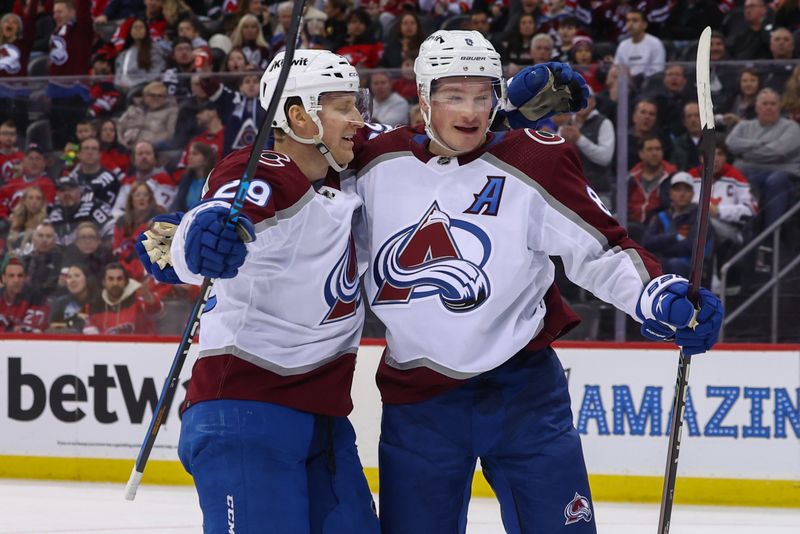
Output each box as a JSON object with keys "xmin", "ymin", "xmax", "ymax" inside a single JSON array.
[{"xmin": 0, "ymin": 479, "xmax": 798, "ymax": 533}]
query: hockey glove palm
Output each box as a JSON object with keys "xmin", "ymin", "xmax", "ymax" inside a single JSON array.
[
  {"xmin": 184, "ymin": 206, "xmax": 256, "ymax": 279},
  {"xmin": 636, "ymin": 274, "xmax": 723, "ymax": 356},
  {"xmin": 505, "ymin": 62, "xmax": 589, "ymax": 128},
  {"xmin": 136, "ymin": 212, "xmax": 184, "ymax": 284}
]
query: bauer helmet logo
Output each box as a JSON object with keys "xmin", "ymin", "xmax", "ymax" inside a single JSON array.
[
  {"xmin": 564, "ymin": 492, "xmax": 593, "ymax": 525},
  {"xmin": 465, "ymin": 38, "xmax": 474, "ymax": 46}
]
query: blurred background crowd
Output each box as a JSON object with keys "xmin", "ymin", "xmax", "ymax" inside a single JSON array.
[{"xmin": 0, "ymin": 0, "xmax": 798, "ymax": 341}]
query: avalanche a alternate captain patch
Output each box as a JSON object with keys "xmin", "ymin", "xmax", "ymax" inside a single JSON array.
[{"xmin": 372, "ymin": 202, "xmax": 491, "ymax": 312}]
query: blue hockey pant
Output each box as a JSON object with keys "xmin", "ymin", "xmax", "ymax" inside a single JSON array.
[
  {"xmin": 379, "ymin": 347, "xmax": 596, "ymax": 534},
  {"xmin": 178, "ymin": 399, "xmax": 379, "ymax": 534}
]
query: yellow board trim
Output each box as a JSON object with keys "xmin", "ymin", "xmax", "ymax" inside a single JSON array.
[{"xmin": 1, "ymin": 456, "xmax": 798, "ymax": 508}]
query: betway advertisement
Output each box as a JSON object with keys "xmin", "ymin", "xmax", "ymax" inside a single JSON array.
[{"xmin": 0, "ymin": 337, "xmax": 798, "ymax": 482}]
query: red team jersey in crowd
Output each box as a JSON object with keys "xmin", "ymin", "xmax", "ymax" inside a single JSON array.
[
  {"xmin": 0, "ymin": 288, "xmax": 50, "ymax": 332},
  {"xmin": 84, "ymin": 283, "xmax": 163, "ymax": 335},
  {"xmin": 0, "ymin": 151, "xmax": 24, "ymax": 182},
  {"xmin": 344, "ymin": 126, "xmax": 661, "ymax": 404},
  {"xmin": 689, "ymin": 162, "xmax": 758, "ymax": 222},
  {"xmin": 0, "ymin": 174, "xmax": 57, "ymax": 217},
  {"xmin": 171, "ymin": 147, "xmax": 365, "ymax": 417}
]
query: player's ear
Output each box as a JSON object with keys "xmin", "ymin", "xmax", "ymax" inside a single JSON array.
[{"xmin": 286, "ymin": 104, "xmax": 315, "ymax": 136}]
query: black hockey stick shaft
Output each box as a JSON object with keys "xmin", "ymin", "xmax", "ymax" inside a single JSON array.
[
  {"xmin": 657, "ymin": 26, "xmax": 716, "ymax": 533},
  {"xmin": 124, "ymin": 0, "xmax": 307, "ymax": 500}
]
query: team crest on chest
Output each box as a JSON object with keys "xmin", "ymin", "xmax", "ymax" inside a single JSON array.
[
  {"xmin": 372, "ymin": 202, "xmax": 491, "ymax": 312},
  {"xmin": 321, "ymin": 236, "xmax": 361, "ymax": 324}
]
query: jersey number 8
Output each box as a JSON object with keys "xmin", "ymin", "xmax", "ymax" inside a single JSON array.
[{"xmin": 214, "ymin": 179, "xmax": 272, "ymax": 207}]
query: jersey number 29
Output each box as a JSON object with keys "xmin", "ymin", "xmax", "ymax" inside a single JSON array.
[{"xmin": 214, "ymin": 179, "xmax": 272, "ymax": 207}]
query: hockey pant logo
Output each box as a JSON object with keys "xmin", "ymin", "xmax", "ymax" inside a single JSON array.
[
  {"xmin": 226, "ymin": 494, "xmax": 235, "ymax": 533},
  {"xmin": 564, "ymin": 492, "xmax": 593, "ymax": 525}
]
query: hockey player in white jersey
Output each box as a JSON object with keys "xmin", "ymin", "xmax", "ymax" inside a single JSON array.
[
  {"xmin": 345, "ymin": 30, "xmax": 724, "ymax": 533},
  {"xmin": 138, "ymin": 50, "xmax": 380, "ymax": 533}
]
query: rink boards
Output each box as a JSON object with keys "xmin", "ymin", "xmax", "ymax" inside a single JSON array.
[{"xmin": 0, "ymin": 334, "xmax": 798, "ymax": 507}]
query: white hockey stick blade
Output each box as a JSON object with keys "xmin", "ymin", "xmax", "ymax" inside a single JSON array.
[
  {"xmin": 124, "ymin": 469, "xmax": 142, "ymax": 501},
  {"xmin": 696, "ymin": 27, "xmax": 715, "ymax": 132}
]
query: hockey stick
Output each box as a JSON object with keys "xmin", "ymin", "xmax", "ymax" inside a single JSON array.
[
  {"xmin": 656, "ymin": 26, "xmax": 716, "ymax": 533},
  {"xmin": 123, "ymin": 0, "xmax": 308, "ymax": 501}
]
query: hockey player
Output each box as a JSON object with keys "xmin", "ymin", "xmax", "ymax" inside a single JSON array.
[
  {"xmin": 344, "ymin": 30, "xmax": 724, "ymax": 533},
  {"xmin": 136, "ymin": 44, "xmax": 591, "ymax": 533},
  {"xmin": 140, "ymin": 50, "xmax": 380, "ymax": 533}
]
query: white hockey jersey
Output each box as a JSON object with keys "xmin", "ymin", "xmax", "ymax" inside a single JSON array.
[
  {"xmin": 345, "ymin": 126, "xmax": 662, "ymax": 403},
  {"xmin": 171, "ymin": 147, "xmax": 364, "ymax": 416}
]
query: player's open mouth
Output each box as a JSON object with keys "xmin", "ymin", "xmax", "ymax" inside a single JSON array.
[{"xmin": 455, "ymin": 126, "xmax": 479, "ymax": 133}]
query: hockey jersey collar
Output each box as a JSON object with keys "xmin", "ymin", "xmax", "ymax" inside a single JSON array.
[{"xmin": 409, "ymin": 129, "xmax": 507, "ymax": 166}]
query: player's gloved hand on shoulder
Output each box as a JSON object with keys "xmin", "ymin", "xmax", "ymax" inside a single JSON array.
[
  {"xmin": 636, "ymin": 274, "xmax": 723, "ymax": 357},
  {"xmin": 505, "ymin": 62, "xmax": 589, "ymax": 128},
  {"xmin": 184, "ymin": 205, "xmax": 255, "ymax": 279},
  {"xmin": 136, "ymin": 212, "xmax": 184, "ymax": 285}
]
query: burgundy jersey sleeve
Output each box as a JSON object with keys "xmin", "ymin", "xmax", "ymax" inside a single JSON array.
[{"xmin": 201, "ymin": 147, "xmax": 312, "ymax": 226}]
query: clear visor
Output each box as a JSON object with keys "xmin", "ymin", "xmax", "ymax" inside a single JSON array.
[
  {"xmin": 429, "ymin": 78, "xmax": 504, "ymax": 115},
  {"xmin": 318, "ymin": 89, "xmax": 372, "ymax": 125}
]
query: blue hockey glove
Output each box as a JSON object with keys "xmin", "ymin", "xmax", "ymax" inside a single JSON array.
[
  {"xmin": 505, "ymin": 62, "xmax": 589, "ymax": 129},
  {"xmin": 636, "ymin": 274, "xmax": 723, "ymax": 356},
  {"xmin": 184, "ymin": 205, "xmax": 256, "ymax": 279},
  {"xmin": 136, "ymin": 212, "xmax": 184, "ymax": 285}
]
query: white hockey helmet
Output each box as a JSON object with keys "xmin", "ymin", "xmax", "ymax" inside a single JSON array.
[
  {"xmin": 415, "ymin": 30, "xmax": 506, "ymax": 153},
  {"xmin": 260, "ymin": 49, "xmax": 369, "ymax": 171}
]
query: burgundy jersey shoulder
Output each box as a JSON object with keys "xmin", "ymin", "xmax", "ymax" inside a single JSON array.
[
  {"xmin": 202, "ymin": 146, "xmax": 312, "ymax": 226},
  {"xmin": 349, "ymin": 125, "xmax": 419, "ymax": 173}
]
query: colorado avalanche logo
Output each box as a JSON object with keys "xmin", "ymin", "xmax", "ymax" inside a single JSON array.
[
  {"xmin": 564, "ymin": 492, "xmax": 593, "ymax": 525},
  {"xmin": 321, "ymin": 236, "xmax": 361, "ymax": 324},
  {"xmin": 372, "ymin": 202, "xmax": 491, "ymax": 312}
]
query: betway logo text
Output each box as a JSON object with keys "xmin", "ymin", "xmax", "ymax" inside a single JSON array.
[{"xmin": 6, "ymin": 357, "xmax": 188, "ymax": 424}]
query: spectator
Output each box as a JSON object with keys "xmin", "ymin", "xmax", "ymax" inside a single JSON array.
[
  {"xmin": 162, "ymin": 0, "xmax": 192, "ymax": 33},
  {"xmin": 726, "ymin": 88, "xmax": 799, "ymax": 229},
  {"xmin": 109, "ymin": 0, "xmax": 169, "ymax": 56},
  {"xmin": 336, "ymin": 8, "xmax": 383, "ymax": 69},
  {"xmin": 0, "ymin": 120, "xmax": 23, "ymax": 183},
  {"xmin": 113, "ymin": 182, "xmax": 163, "ymax": 280},
  {"xmin": 21, "ymin": 222, "xmax": 63, "ymax": 297},
  {"xmin": 99, "ymin": 119, "xmax": 131, "ymax": 174},
  {"xmin": 99, "ymin": 0, "xmax": 146, "ymax": 22},
  {"xmin": 763, "ymin": 27, "xmax": 796, "ymax": 92},
  {"xmin": 641, "ymin": 172, "xmax": 704, "ymax": 279},
  {"xmin": 627, "ymin": 135, "xmax": 677, "ymax": 241},
  {"xmin": 47, "ymin": 0, "xmax": 93, "ymax": 149},
  {"xmin": 176, "ymin": 16, "xmax": 208, "ymax": 49},
  {"xmin": 47, "ymin": 175, "xmax": 115, "ymax": 245},
  {"xmin": 554, "ymin": 15, "xmax": 579, "ymax": 62},
  {"xmin": 112, "ymin": 140, "xmax": 177, "ymax": 217},
  {"xmin": 175, "ymin": 98, "xmax": 224, "ymax": 167},
  {"xmin": 467, "ymin": 10, "xmax": 499, "ymax": 45},
  {"xmin": 381, "ymin": 12, "xmax": 425, "ymax": 69},
  {"xmin": 726, "ymin": 0, "xmax": 773, "ymax": 60},
  {"xmin": 0, "ymin": 0, "xmax": 37, "ymax": 131},
  {"xmin": 708, "ymin": 29, "xmax": 738, "ymax": 105},
  {"xmin": 68, "ymin": 137, "xmax": 122, "ymax": 208},
  {"xmin": 499, "ymin": 13, "xmax": 536, "ymax": 72},
  {"xmin": 199, "ymin": 74, "xmax": 261, "ymax": 155},
  {"xmin": 83, "ymin": 262, "xmax": 162, "ymax": 335},
  {"xmin": 223, "ymin": 47, "xmax": 252, "ymax": 77},
  {"xmin": 48, "ymin": 262, "xmax": 101, "ymax": 333},
  {"xmin": 627, "ymin": 98, "xmax": 672, "ymax": 168},
  {"xmin": 569, "ymin": 36, "xmax": 603, "ymax": 94},
  {"xmin": 324, "ymin": 0, "xmax": 350, "ymax": 52},
  {"xmin": 60, "ymin": 119, "xmax": 98, "ymax": 176},
  {"xmin": 224, "ymin": 0, "xmax": 269, "ymax": 35},
  {"xmin": 720, "ymin": 68, "xmax": 761, "ymax": 129},
  {"xmin": 554, "ymin": 86, "xmax": 615, "ymax": 203},
  {"xmin": 392, "ymin": 57, "xmax": 418, "ymax": 102},
  {"xmin": 172, "ymin": 141, "xmax": 215, "ymax": 212},
  {"xmin": 161, "ymin": 37, "xmax": 196, "ymax": 98},
  {"xmin": 645, "ymin": 63, "xmax": 695, "ymax": 138},
  {"xmin": 6, "ymin": 185, "xmax": 48, "ymax": 254},
  {"xmin": 29, "ymin": 0, "xmax": 55, "ymax": 57},
  {"xmin": 61, "ymin": 221, "xmax": 114, "ymax": 281},
  {"xmin": 117, "ymin": 80, "xmax": 178, "ymax": 148},
  {"xmin": 670, "ymin": 101, "xmax": 702, "ymax": 171},
  {"xmin": 0, "ymin": 144, "xmax": 56, "ymax": 218},
  {"xmin": 269, "ymin": 0, "xmax": 295, "ymax": 53},
  {"xmin": 0, "ymin": 256, "xmax": 49, "ymax": 332},
  {"xmin": 782, "ymin": 64, "xmax": 800, "ymax": 122},
  {"xmin": 114, "ymin": 17, "xmax": 167, "ymax": 89},
  {"xmin": 776, "ymin": 0, "xmax": 800, "ymax": 31},
  {"xmin": 370, "ymin": 71, "xmax": 410, "ymax": 126},
  {"xmin": 503, "ymin": 0, "xmax": 543, "ymax": 35},
  {"xmin": 87, "ymin": 52, "xmax": 122, "ymax": 118},
  {"xmin": 689, "ymin": 144, "xmax": 757, "ymax": 272},
  {"xmin": 661, "ymin": 0, "xmax": 723, "ymax": 40},
  {"xmin": 613, "ymin": 9, "xmax": 665, "ymax": 79},
  {"xmin": 409, "ymin": 103, "xmax": 422, "ymax": 125},
  {"xmin": 230, "ymin": 13, "xmax": 270, "ymax": 71},
  {"xmin": 529, "ymin": 33, "xmax": 554, "ymax": 67}
]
